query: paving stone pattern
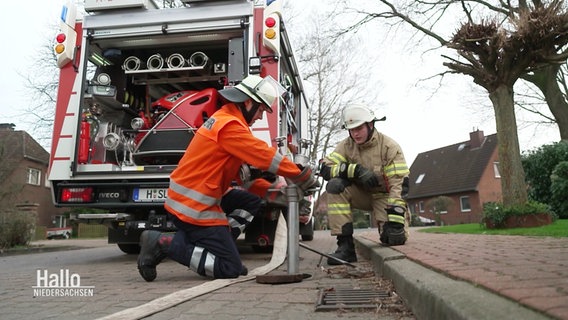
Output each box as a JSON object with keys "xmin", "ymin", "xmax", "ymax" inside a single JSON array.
[{"xmin": 360, "ymin": 229, "xmax": 568, "ymax": 320}]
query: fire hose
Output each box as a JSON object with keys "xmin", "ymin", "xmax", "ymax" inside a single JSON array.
[
  {"xmin": 98, "ymin": 211, "xmax": 289, "ymax": 320},
  {"xmin": 97, "ymin": 184, "xmax": 346, "ymax": 319}
]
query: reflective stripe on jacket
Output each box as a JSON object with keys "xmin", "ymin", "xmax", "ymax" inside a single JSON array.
[
  {"xmin": 165, "ymin": 103, "xmax": 302, "ymax": 226},
  {"xmin": 323, "ymin": 129, "xmax": 409, "ymax": 206}
]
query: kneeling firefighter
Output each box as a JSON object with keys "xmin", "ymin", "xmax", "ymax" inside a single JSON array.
[
  {"xmin": 137, "ymin": 75, "xmax": 319, "ymax": 281},
  {"xmin": 320, "ymin": 104, "xmax": 410, "ymax": 265}
]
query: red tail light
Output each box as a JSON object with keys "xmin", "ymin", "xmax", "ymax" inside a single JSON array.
[
  {"xmin": 61, "ymin": 187, "xmax": 93, "ymax": 203},
  {"xmin": 264, "ymin": 17, "xmax": 276, "ymax": 28}
]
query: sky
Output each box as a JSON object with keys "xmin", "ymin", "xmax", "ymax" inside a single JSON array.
[{"xmin": 0, "ymin": 0, "xmax": 561, "ymax": 165}]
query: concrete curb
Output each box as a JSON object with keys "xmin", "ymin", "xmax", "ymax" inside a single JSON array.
[
  {"xmin": 1, "ymin": 238, "xmax": 109, "ymax": 256},
  {"xmin": 0, "ymin": 244, "xmax": 78, "ymax": 256},
  {"xmin": 354, "ymin": 236, "xmax": 553, "ymax": 320}
]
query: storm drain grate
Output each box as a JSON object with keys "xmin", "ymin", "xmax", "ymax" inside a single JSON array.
[{"xmin": 315, "ymin": 288, "xmax": 390, "ymax": 311}]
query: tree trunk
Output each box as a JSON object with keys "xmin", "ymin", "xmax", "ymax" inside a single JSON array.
[
  {"xmin": 529, "ymin": 65, "xmax": 568, "ymax": 140},
  {"xmin": 489, "ymin": 85, "xmax": 529, "ymax": 206}
]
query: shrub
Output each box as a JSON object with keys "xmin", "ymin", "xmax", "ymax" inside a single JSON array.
[
  {"xmin": 522, "ymin": 141, "xmax": 568, "ymax": 217},
  {"xmin": 0, "ymin": 210, "xmax": 37, "ymax": 249},
  {"xmin": 410, "ymin": 214, "xmax": 425, "ymax": 227},
  {"xmin": 482, "ymin": 201, "xmax": 554, "ymax": 228},
  {"xmin": 550, "ymin": 161, "xmax": 568, "ymax": 218}
]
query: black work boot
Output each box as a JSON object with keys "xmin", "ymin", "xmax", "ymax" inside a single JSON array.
[
  {"xmin": 137, "ymin": 231, "xmax": 173, "ymax": 282},
  {"xmin": 327, "ymin": 235, "xmax": 357, "ymax": 265}
]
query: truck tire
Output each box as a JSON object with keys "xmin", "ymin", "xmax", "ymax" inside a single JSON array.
[
  {"xmin": 252, "ymin": 245, "xmax": 273, "ymax": 253},
  {"xmin": 300, "ymin": 219, "xmax": 314, "ymax": 242},
  {"xmin": 117, "ymin": 243, "xmax": 141, "ymax": 254},
  {"xmin": 301, "ymin": 234, "xmax": 313, "ymax": 241}
]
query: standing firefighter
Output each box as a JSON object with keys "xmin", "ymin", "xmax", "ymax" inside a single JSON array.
[
  {"xmin": 320, "ymin": 104, "xmax": 410, "ymax": 265},
  {"xmin": 137, "ymin": 75, "xmax": 319, "ymax": 281}
]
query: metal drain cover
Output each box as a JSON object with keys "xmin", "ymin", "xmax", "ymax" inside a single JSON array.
[{"xmin": 316, "ymin": 288, "xmax": 390, "ymax": 311}]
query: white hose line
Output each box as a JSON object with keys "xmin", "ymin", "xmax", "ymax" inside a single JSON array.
[{"xmin": 98, "ymin": 214, "xmax": 288, "ymax": 320}]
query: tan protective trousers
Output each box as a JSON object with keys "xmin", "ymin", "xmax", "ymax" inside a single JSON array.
[{"xmin": 326, "ymin": 184, "xmax": 409, "ymax": 238}]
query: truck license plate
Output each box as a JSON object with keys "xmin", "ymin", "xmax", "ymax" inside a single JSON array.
[{"xmin": 133, "ymin": 188, "xmax": 168, "ymax": 202}]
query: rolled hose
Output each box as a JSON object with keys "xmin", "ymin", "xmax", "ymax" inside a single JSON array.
[
  {"xmin": 188, "ymin": 51, "xmax": 209, "ymax": 67},
  {"xmin": 166, "ymin": 53, "xmax": 186, "ymax": 69},
  {"xmin": 147, "ymin": 54, "xmax": 164, "ymax": 70},
  {"xmin": 122, "ymin": 56, "xmax": 142, "ymax": 71}
]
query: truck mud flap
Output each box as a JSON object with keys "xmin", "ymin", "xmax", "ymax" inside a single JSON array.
[{"xmin": 108, "ymin": 228, "xmax": 143, "ymax": 245}]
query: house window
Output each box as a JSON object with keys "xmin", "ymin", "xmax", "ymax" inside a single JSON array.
[
  {"xmin": 460, "ymin": 196, "xmax": 471, "ymax": 212},
  {"xmin": 418, "ymin": 201, "xmax": 424, "ymax": 213},
  {"xmin": 415, "ymin": 173, "xmax": 425, "ymax": 184},
  {"xmin": 27, "ymin": 168, "xmax": 41, "ymax": 186},
  {"xmin": 493, "ymin": 162, "xmax": 501, "ymax": 178}
]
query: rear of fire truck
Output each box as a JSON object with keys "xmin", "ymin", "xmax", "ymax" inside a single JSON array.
[{"xmin": 48, "ymin": 0, "xmax": 314, "ymax": 254}]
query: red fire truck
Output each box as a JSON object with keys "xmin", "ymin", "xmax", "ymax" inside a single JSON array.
[{"xmin": 48, "ymin": 0, "xmax": 314, "ymax": 253}]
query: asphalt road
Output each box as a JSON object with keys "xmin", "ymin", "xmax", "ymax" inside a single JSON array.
[{"xmin": 0, "ymin": 230, "xmax": 414, "ymax": 320}]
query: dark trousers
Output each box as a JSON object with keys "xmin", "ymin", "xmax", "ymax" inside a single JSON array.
[
  {"xmin": 168, "ymin": 189, "xmax": 262, "ymax": 279},
  {"xmin": 221, "ymin": 188, "xmax": 263, "ymax": 217},
  {"xmin": 169, "ymin": 218, "xmax": 243, "ymax": 278}
]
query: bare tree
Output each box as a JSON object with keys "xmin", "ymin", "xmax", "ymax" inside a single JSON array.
[
  {"xmin": 522, "ymin": 63, "xmax": 568, "ymax": 140},
  {"xmin": 21, "ymin": 27, "xmax": 59, "ymax": 150},
  {"xmin": 342, "ymin": 0, "xmax": 568, "ymax": 206},
  {"xmin": 287, "ymin": 8, "xmax": 380, "ymax": 163},
  {"xmin": 0, "ymin": 138, "xmax": 25, "ymax": 207}
]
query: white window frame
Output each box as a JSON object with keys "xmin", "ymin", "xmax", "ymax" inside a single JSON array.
[
  {"xmin": 44, "ymin": 174, "xmax": 50, "ymax": 188},
  {"xmin": 27, "ymin": 168, "xmax": 41, "ymax": 186},
  {"xmin": 493, "ymin": 162, "xmax": 501, "ymax": 178},
  {"xmin": 460, "ymin": 196, "xmax": 471, "ymax": 212},
  {"xmin": 415, "ymin": 173, "xmax": 425, "ymax": 184},
  {"xmin": 419, "ymin": 201, "xmax": 424, "ymax": 213}
]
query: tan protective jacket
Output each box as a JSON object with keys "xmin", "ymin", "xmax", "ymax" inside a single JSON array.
[{"xmin": 323, "ymin": 129, "xmax": 409, "ymax": 207}]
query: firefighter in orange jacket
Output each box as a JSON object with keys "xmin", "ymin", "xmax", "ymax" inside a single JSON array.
[
  {"xmin": 137, "ymin": 75, "xmax": 318, "ymax": 281},
  {"xmin": 320, "ymin": 104, "xmax": 410, "ymax": 265}
]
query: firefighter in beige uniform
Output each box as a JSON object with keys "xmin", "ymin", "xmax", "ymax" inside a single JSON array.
[{"xmin": 320, "ymin": 104, "xmax": 410, "ymax": 265}]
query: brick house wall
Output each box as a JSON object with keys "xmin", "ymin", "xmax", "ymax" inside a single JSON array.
[
  {"xmin": 0, "ymin": 124, "xmax": 67, "ymax": 230},
  {"xmin": 407, "ymin": 131, "xmax": 502, "ymax": 226}
]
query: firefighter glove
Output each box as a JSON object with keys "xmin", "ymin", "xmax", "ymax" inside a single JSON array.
[
  {"xmin": 380, "ymin": 206, "xmax": 407, "ymax": 245},
  {"xmin": 380, "ymin": 222, "xmax": 406, "ymax": 246},
  {"xmin": 354, "ymin": 165, "xmax": 380, "ymax": 189},
  {"xmin": 290, "ymin": 166, "xmax": 320, "ymax": 193},
  {"xmin": 326, "ymin": 178, "xmax": 351, "ymax": 194}
]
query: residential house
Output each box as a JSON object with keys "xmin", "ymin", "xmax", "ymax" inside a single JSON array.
[
  {"xmin": 406, "ymin": 130, "xmax": 502, "ymax": 225},
  {"xmin": 0, "ymin": 123, "xmax": 67, "ymax": 230}
]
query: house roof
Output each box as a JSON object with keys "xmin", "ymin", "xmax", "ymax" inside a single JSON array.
[
  {"xmin": 0, "ymin": 127, "xmax": 49, "ymax": 168},
  {"xmin": 407, "ymin": 131, "xmax": 497, "ymax": 199}
]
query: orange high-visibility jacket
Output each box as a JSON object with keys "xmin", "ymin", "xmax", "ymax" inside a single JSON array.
[{"xmin": 165, "ymin": 103, "xmax": 301, "ymax": 227}]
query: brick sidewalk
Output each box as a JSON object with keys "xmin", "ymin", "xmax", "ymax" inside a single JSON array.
[{"xmin": 359, "ymin": 228, "xmax": 568, "ymax": 320}]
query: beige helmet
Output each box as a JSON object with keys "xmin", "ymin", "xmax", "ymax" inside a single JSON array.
[
  {"xmin": 342, "ymin": 104, "xmax": 379, "ymax": 129},
  {"xmin": 218, "ymin": 75, "xmax": 285, "ymax": 113}
]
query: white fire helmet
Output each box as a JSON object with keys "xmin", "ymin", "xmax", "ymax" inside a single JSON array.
[
  {"xmin": 342, "ymin": 104, "xmax": 379, "ymax": 129},
  {"xmin": 219, "ymin": 75, "xmax": 286, "ymax": 113}
]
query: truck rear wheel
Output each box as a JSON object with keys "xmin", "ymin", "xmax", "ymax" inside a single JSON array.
[
  {"xmin": 117, "ymin": 243, "xmax": 141, "ymax": 254},
  {"xmin": 300, "ymin": 219, "xmax": 314, "ymax": 241},
  {"xmin": 252, "ymin": 245, "xmax": 273, "ymax": 253}
]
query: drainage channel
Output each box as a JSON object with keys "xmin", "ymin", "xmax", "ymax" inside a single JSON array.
[{"xmin": 315, "ymin": 288, "xmax": 391, "ymax": 311}]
